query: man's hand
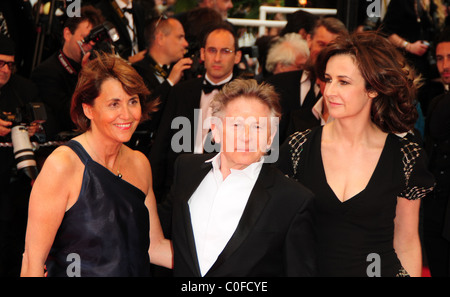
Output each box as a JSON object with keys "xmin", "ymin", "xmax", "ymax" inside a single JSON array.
[
  {"xmin": 0, "ymin": 118, "xmax": 12, "ymax": 137},
  {"xmin": 407, "ymin": 40, "xmax": 429, "ymax": 56},
  {"xmin": 167, "ymin": 57, "xmax": 193, "ymax": 85},
  {"xmin": 128, "ymin": 50, "xmax": 148, "ymax": 64}
]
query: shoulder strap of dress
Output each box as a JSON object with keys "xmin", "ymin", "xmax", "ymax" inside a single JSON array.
[{"xmin": 64, "ymin": 140, "xmax": 91, "ymax": 165}]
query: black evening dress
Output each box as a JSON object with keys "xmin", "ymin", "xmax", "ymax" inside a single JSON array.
[
  {"xmin": 46, "ymin": 140, "xmax": 151, "ymax": 277},
  {"xmin": 276, "ymin": 126, "xmax": 435, "ymax": 277}
]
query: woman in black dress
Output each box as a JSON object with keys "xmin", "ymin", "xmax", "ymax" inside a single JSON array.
[
  {"xmin": 21, "ymin": 53, "xmax": 172, "ymax": 276},
  {"xmin": 276, "ymin": 32, "xmax": 435, "ymax": 277}
]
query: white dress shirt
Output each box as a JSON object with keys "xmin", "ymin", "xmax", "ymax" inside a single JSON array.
[
  {"xmin": 193, "ymin": 73, "xmax": 233, "ymax": 154},
  {"xmin": 312, "ymin": 97, "xmax": 334, "ymax": 125},
  {"xmin": 188, "ymin": 153, "xmax": 264, "ymax": 276},
  {"xmin": 300, "ymin": 70, "xmax": 320, "ymax": 106}
]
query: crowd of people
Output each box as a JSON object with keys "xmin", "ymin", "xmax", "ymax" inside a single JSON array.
[{"xmin": 1, "ymin": 0, "xmax": 450, "ymax": 278}]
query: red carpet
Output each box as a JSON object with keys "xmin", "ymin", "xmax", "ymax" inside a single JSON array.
[{"xmin": 422, "ymin": 266, "xmax": 431, "ymax": 277}]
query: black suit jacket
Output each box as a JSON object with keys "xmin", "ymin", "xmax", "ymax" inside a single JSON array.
[
  {"xmin": 95, "ymin": 0, "xmax": 146, "ymax": 59},
  {"xmin": 287, "ymin": 108, "xmax": 321, "ymax": 137},
  {"xmin": 30, "ymin": 52, "xmax": 79, "ymax": 137},
  {"xmin": 149, "ymin": 77, "xmax": 218, "ymax": 202},
  {"xmin": 131, "ymin": 53, "xmax": 174, "ymax": 154},
  {"xmin": 265, "ymin": 70, "xmax": 319, "ymax": 143},
  {"xmin": 163, "ymin": 153, "xmax": 316, "ymax": 277}
]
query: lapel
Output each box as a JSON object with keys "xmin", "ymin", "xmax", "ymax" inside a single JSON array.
[
  {"xmin": 205, "ymin": 163, "xmax": 276, "ymax": 275},
  {"xmin": 180, "ymin": 157, "xmax": 213, "ymax": 277}
]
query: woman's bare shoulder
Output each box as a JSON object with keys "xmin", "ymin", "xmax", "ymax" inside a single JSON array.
[{"xmin": 40, "ymin": 145, "xmax": 83, "ymax": 177}]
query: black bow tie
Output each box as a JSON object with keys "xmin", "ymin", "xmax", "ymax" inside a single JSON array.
[
  {"xmin": 122, "ymin": 8, "xmax": 133, "ymax": 14},
  {"xmin": 202, "ymin": 81, "xmax": 225, "ymax": 94}
]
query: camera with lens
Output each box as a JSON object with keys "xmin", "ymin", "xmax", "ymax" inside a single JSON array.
[
  {"xmin": 79, "ymin": 21, "xmax": 120, "ymax": 59},
  {"xmin": 0, "ymin": 102, "xmax": 47, "ymax": 181}
]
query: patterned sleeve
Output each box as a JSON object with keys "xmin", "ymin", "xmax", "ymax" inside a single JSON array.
[
  {"xmin": 275, "ymin": 129, "xmax": 312, "ymax": 179},
  {"xmin": 398, "ymin": 137, "xmax": 435, "ymax": 200}
]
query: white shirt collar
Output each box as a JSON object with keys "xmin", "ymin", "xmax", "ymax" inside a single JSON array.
[
  {"xmin": 205, "ymin": 153, "xmax": 264, "ymax": 181},
  {"xmin": 115, "ymin": 0, "xmax": 131, "ymax": 9},
  {"xmin": 205, "ymin": 73, "xmax": 233, "ymax": 86},
  {"xmin": 311, "ymin": 97, "xmax": 334, "ymax": 125}
]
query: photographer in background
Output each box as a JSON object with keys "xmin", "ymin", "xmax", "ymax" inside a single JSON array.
[
  {"xmin": 30, "ymin": 5, "xmax": 103, "ymax": 139},
  {"xmin": 0, "ymin": 34, "xmax": 40, "ymax": 276},
  {"xmin": 131, "ymin": 16, "xmax": 192, "ymax": 155}
]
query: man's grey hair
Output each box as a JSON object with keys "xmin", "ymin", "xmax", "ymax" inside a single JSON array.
[
  {"xmin": 265, "ymin": 33, "xmax": 309, "ymax": 73},
  {"xmin": 210, "ymin": 79, "xmax": 281, "ymax": 119}
]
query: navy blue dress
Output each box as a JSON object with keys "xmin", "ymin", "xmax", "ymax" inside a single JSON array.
[{"xmin": 46, "ymin": 140, "xmax": 151, "ymax": 277}]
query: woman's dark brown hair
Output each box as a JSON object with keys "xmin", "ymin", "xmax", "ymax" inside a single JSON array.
[
  {"xmin": 70, "ymin": 52, "xmax": 157, "ymax": 131},
  {"xmin": 315, "ymin": 31, "xmax": 420, "ymax": 134}
]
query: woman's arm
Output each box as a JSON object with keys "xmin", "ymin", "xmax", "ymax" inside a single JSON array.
[
  {"xmin": 141, "ymin": 154, "xmax": 173, "ymax": 269},
  {"xmin": 393, "ymin": 198, "xmax": 422, "ymax": 277},
  {"xmin": 388, "ymin": 33, "xmax": 429, "ymax": 56},
  {"xmin": 20, "ymin": 147, "xmax": 79, "ymax": 276}
]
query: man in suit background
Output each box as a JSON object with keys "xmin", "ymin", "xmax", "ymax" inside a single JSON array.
[
  {"xmin": 94, "ymin": 0, "xmax": 146, "ymax": 63},
  {"xmin": 131, "ymin": 16, "xmax": 192, "ymax": 154},
  {"xmin": 149, "ymin": 22, "xmax": 242, "ymax": 202},
  {"xmin": 30, "ymin": 5, "xmax": 104, "ymax": 138},
  {"xmin": 161, "ymin": 79, "xmax": 316, "ymax": 277},
  {"xmin": 422, "ymin": 27, "xmax": 450, "ymax": 277},
  {"xmin": 266, "ymin": 17, "xmax": 348, "ymax": 143}
]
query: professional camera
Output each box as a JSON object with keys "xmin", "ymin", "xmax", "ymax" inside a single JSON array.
[
  {"xmin": 0, "ymin": 102, "xmax": 47, "ymax": 181},
  {"xmin": 79, "ymin": 21, "xmax": 120, "ymax": 58}
]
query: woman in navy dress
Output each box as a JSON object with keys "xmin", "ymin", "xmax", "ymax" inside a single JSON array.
[
  {"xmin": 276, "ymin": 32, "xmax": 435, "ymax": 277},
  {"xmin": 21, "ymin": 53, "xmax": 172, "ymax": 276}
]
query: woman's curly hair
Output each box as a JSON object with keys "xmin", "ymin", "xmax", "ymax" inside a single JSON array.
[{"xmin": 315, "ymin": 31, "xmax": 420, "ymax": 134}]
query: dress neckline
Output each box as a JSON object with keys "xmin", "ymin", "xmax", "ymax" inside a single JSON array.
[{"xmin": 316, "ymin": 126, "xmax": 391, "ymax": 204}]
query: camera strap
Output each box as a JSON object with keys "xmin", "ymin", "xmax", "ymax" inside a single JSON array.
[
  {"xmin": 58, "ymin": 50, "xmax": 77, "ymax": 75},
  {"xmin": 147, "ymin": 54, "xmax": 169, "ymax": 79}
]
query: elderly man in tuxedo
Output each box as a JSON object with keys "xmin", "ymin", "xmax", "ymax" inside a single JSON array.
[{"xmin": 160, "ymin": 79, "xmax": 316, "ymax": 277}]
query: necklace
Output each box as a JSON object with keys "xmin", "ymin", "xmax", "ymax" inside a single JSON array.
[{"xmin": 84, "ymin": 133, "xmax": 123, "ymax": 178}]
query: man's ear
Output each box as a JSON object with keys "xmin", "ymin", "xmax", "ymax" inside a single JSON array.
[
  {"xmin": 266, "ymin": 124, "xmax": 278, "ymax": 151},
  {"xmin": 234, "ymin": 50, "xmax": 242, "ymax": 65},
  {"xmin": 210, "ymin": 117, "xmax": 224, "ymax": 144},
  {"xmin": 306, "ymin": 33, "xmax": 312, "ymax": 48},
  {"xmin": 63, "ymin": 27, "xmax": 73, "ymax": 44},
  {"xmin": 200, "ymin": 47, "xmax": 206, "ymax": 62}
]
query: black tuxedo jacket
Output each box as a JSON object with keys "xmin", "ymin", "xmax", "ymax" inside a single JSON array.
[
  {"xmin": 95, "ymin": 0, "xmax": 146, "ymax": 59},
  {"xmin": 163, "ymin": 153, "xmax": 316, "ymax": 277},
  {"xmin": 149, "ymin": 77, "xmax": 215, "ymax": 202},
  {"xmin": 265, "ymin": 70, "xmax": 319, "ymax": 143},
  {"xmin": 287, "ymin": 108, "xmax": 320, "ymax": 137},
  {"xmin": 132, "ymin": 53, "xmax": 174, "ymax": 152}
]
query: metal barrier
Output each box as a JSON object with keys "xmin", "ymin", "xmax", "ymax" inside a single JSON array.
[{"xmin": 228, "ymin": 6, "xmax": 337, "ymax": 36}]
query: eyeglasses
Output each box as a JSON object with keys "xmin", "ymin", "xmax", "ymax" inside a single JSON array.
[
  {"xmin": 0, "ymin": 60, "xmax": 15, "ymax": 69},
  {"xmin": 205, "ymin": 47, "xmax": 235, "ymax": 56},
  {"xmin": 154, "ymin": 14, "xmax": 168, "ymax": 29}
]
